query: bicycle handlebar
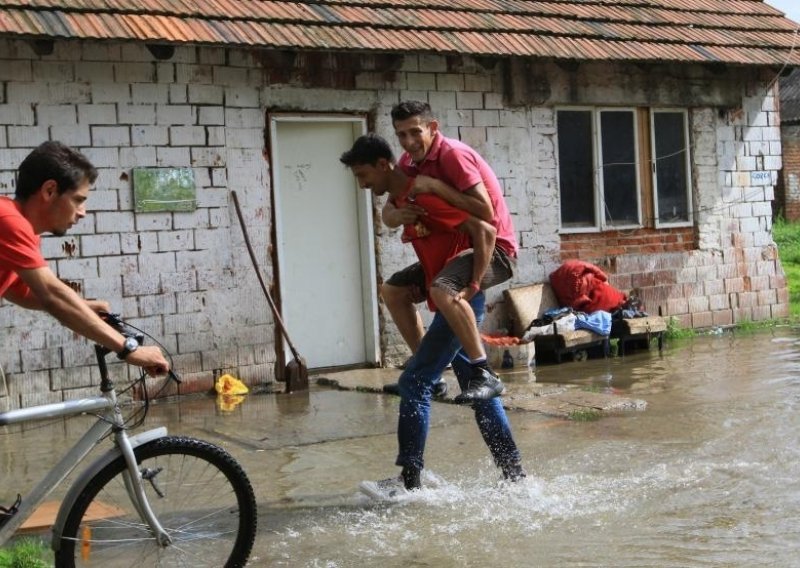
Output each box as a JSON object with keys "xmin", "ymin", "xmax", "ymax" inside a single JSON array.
[
  {"xmin": 99, "ymin": 312, "xmax": 181, "ymax": 385},
  {"xmin": 101, "ymin": 312, "xmax": 142, "ymax": 341}
]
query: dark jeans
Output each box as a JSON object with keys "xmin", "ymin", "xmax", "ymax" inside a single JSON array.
[{"xmin": 395, "ymin": 291, "xmax": 522, "ymax": 471}]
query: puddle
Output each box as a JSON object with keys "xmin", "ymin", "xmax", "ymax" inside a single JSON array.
[{"xmin": 2, "ymin": 329, "xmax": 800, "ymax": 566}]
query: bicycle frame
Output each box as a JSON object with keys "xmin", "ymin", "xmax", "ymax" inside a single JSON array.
[{"xmin": 0, "ymin": 344, "xmax": 172, "ymax": 549}]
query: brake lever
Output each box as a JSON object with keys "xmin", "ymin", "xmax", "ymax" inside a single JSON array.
[
  {"xmin": 99, "ymin": 312, "xmax": 143, "ymax": 344},
  {"xmin": 99, "ymin": 311, "xmax": 125, "ymax": 332},
  {"xmin": 168, "ymin": 370, "xmax": 182, "ymax": 384}
]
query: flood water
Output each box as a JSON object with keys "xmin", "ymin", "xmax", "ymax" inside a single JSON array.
[{"xmin": 3, "ymin": 327, "xmax": 800, "ymax": 566}]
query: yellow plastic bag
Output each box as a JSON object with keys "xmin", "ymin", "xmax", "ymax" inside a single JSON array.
[{"xmin": 215, "ymin": 374, "xmax": 249, "ymax": 396}]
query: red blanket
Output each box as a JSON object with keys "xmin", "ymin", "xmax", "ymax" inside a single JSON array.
[{"xmin": 549, "ymin": 260, "xmax": 627, "ymax": 313}]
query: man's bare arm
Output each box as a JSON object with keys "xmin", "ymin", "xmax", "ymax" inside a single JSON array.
[
  {"xmin": 412, "ymin": 175, "xmax": 494, "ymax": 222},
  {"xmin": 381, "ymin": 199, "xmax": 427, "ymax": 228},
  {"xmin": 4, "ymin": 286, "xmax": 110, "ymax": 314},
  {"xmin": 457, "ymin": 216, "xmax": 497, "ymax": 300},
  {"xmin": 2, "ymin": 286, "xmax": 43, "ymax": 310},
  {"xmin": 15, "ymin": 266, "xmax": 169, "ymax": 374}
]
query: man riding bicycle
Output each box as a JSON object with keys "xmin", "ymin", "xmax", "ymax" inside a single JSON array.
[{"xmin": 0, "ymin": 141, "xmax": 169, "ymax": 381}]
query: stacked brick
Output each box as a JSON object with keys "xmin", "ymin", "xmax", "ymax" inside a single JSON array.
[
  {"xmin": 0, "ymin": 41, "xmax": 275, "ymax": 408},
  {"xmin": 779, "ymin": 124, "xmax": 800, "ymax": 220},
  {"xmin": 0, "ymin": 38, "xmax": 790, "ymax": 402}
]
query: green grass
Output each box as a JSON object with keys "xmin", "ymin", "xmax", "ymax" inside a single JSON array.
[
  {"xmin": 664, "ymin": 316, "xmax": 696, "ymax": 340},
  {"xmin": 732, "ymin": 318, "xmax": 778, "ymax": 333},
  {"xmin": 568, "ymin": 408, "xmax": 603, "ymax": 421},
  {"xmin": 781, "ymin": 262, "xmax": 800, "ymax": 318},
  {"xmin": 0, "ymin": 537, "xmax": 52, "ymax": 568},
  {"xmin": 773, "ymin": 217, "xmax": 800, "ymax": 318}
]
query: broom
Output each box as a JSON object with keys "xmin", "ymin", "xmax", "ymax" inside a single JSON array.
[{"xmin": 230, "ymin": 190, "xmax": 309, "ymax": 392}]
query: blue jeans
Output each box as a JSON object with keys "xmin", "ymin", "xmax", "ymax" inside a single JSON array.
[{"xmin": 395, "ymin": 292, "xmax": 522, "ymax": 471}]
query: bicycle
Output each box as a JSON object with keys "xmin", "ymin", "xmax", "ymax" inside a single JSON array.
[{"xmin": 0, "ymin": 313, "xmax": 257, "ymax": 567}]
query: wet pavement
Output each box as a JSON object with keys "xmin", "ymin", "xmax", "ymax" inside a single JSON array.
[
  {"xmin": 3, "ymin": 328, "xmax": 800, "ymax": 566},
  {"xmin": 317, "ymin": 365, "xmax": 648, "ymax": 418}
]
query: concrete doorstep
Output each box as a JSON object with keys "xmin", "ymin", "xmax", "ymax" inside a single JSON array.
[{"xmin": 313, "ymin": 367, "xmax": 647, "ymax": 420}]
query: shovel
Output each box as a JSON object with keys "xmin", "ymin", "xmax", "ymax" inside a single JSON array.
[{"xmin": 231, "ymin": 190, "xmax": 309, "ymax": 392}]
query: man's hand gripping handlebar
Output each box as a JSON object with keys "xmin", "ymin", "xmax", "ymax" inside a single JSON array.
[{"xmin": 101, "ymin": 312, "xmax": 173, "ymax": 379}]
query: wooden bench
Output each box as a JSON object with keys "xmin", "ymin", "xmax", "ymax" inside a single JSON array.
[
  {"xmin": 503, "ymin": 283, "xmax": 667, "ymax": 361},
  {"xmin": 611, "ymin": 314, "xmax": 667, "ymax": 355},
  {"xmin": 503, "ymin": 283, "xmax": 609, "ymax": 364}
]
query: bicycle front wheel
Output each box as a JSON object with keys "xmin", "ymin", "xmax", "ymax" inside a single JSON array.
[{"xmin": 55, "ymin": 436, "xmax": 257, "ymax": 568}]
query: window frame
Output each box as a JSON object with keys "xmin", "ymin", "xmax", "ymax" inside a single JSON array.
[
  {"xmin": 595, "ymin": 107, "xmax": 642, "ymax": 230},
  {"xmin": 556, "ymin": 106, "xmax": 694, "ymax": 234},
  {"xmin": 650, "ymin": 108, "xmax": 694, "ymax": 229},
  {"xmin": 555, "ymin": 106, "xmax": 599, "ymax": 233}
]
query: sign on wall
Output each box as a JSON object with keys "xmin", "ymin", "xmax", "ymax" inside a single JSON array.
[
  {"xmin": 750, "ymin": 171, "xmax": 772, "ymax": 187},
  {"xmin": 133, "ymin": 168, "xmax": 197, "ymax": 212}
]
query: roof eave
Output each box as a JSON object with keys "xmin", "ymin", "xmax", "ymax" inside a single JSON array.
[{"xmin": 0, "ymin": 29, "xmax": 797, "ymax": 70}]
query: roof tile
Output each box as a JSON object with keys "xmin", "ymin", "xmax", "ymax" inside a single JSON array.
[{"xmin": 0, "ymin": 1, "xmax": 798, "ymax": 66}]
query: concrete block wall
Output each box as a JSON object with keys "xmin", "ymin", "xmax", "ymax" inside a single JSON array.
[
  {"xmin": 603, "ymin": 82, "xmax": 789, "ymax": 327},
  {"xmin": 0, "ymin": 38, "xmax": 790, "ymax": 404},
  {"xmin": 499, "ymin": 60, "xmax": 788, "ymax": 332},
  {"xmin": 254, "ymin": 56, "xmax": 789, "ymax": 341},
  {"xmin": 0, "ymin": 40, "xmax": 274, "ymax": 409}
]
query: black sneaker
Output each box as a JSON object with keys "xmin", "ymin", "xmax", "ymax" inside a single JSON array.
[
  {"xmin": 502, "ymin": 463, "xmax": 527, "ymax": 482},
  {"xmin": 383, "ymin": 378, "xmax": 448, "ymax": 398},
  {"xmin": 453, "ymin": 366, "xmax": 505, "ymax": 404}
]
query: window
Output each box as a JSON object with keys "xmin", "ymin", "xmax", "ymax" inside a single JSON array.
[
  {"xmin": 556, "ymin": 110, "xmax": 595, "ymax": 228},
  {"xmin": 652, "ymin": 110, "xmax": 692, "ymax": 226},
  {"xmin": 598, "ymin": 109, "xmax": 640, "ymax": 227},
  {"xmin": 556, "ymin": 107, "xmax": 692, "ymax": 232}
]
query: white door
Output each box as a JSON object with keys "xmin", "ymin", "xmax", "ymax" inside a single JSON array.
[{"xmin": 270, "ymin": 117, "xmax": 379, "ymax": 369}]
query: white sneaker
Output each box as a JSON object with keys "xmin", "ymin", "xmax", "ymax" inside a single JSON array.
[
  {"xmin": 359, "ymin": 476, "xmax": 408, "ymax": 500},
  {"xmin": 358, "ymin": 470, "xmax": 444, "ymax": 500}
]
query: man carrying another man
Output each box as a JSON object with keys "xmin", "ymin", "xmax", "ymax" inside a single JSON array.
[{"xmin": 341, "ymin": 133, "xmax": 525, "ymax": 494}]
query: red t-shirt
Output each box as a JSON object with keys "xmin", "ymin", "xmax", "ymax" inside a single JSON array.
[
  {"xmin": 398, "ymin": 132, "xmax": 518, "ymax": 258},
  {"xmin": 0, "ymin": 196, "xmax": 47, "ymax": 299},
  {"xmin": 392, "ymin": 181, "xmax": 471, "ymax": 310}
]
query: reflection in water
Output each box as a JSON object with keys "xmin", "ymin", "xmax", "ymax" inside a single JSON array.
[{"xmin": 2, "ymin": 329, "xmax": 800, "ymax": 566}]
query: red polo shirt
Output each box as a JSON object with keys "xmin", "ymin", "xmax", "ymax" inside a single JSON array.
[
  {"xmin": 398, "ymin": 132, "xmax": 518, "ymax": 258},
  {"xmin": 392, "ymin": 181, "xmax": 471, "ymax": 310},
  {"xmin": 0, "ymin": 196, "xmax": 47, "ymax": 300}
]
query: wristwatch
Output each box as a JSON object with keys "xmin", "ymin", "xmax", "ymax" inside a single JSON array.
[{"xmin": 116, "ymin": 336, "xmax": 139, "ymax": 360}]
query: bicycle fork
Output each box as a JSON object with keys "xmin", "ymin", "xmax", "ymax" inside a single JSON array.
[
  {"xmin": 95, "ymin": 342, "xmax": 172, "ymax": 548},
  {"xmin": 115, "ymin": 425, "xmax": 173, "ymax": 547}
]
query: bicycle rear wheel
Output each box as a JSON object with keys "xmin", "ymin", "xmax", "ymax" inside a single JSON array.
[{"xmin": 54, "ymin": 436, "xmax": 257, "ymax": 567}]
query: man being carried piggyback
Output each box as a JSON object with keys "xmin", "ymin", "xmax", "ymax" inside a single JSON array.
[
  {"xmin": 381, "ymin": 100, "xmax": 519, "ymax": 403},
  {"xmin": 341, "ymin": 133, "xmax": 525, "ymax": 496}
]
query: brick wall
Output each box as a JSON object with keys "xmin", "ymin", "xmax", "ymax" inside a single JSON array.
[
  {"xmin": 560, "ymin": 228, "xmax": 696, "ymax": 259},
  {"xmin": 558, "ymin": 89, "xmax": 787, "ymax": 328},
  {"xmin": 0, "ymin": 39, "xmax": 790, "ymax": 405},
  {"xmin": 0, "ymin": 41, "xmax": 275, "ymax": 408},
  {"xmin": 779, "ymin": 124, "xmax": 800, "ymax": 220}
]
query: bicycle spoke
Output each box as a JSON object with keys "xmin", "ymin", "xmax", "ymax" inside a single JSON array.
[{"xmin": 55, "ymin": 436, "xmax": 256, "ymax": 568}]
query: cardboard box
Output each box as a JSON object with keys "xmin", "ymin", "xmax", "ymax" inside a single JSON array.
[{"xmin": 485, "ymin": 341, "xmax": 535, "ymax": 370}]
